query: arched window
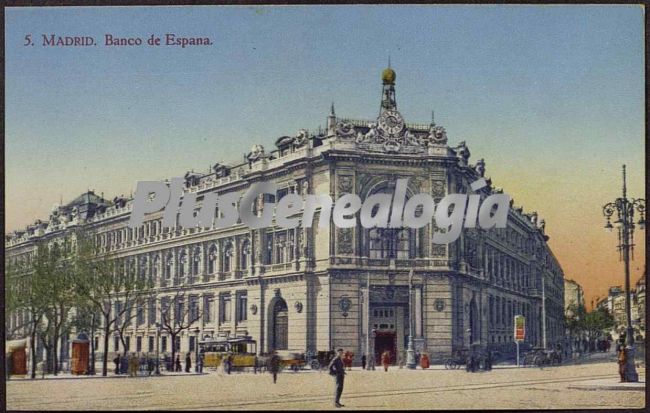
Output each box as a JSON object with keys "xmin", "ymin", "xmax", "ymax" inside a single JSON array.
[
  {"xmin": 241, "ymin": 240, "xmax": 250, "ymax": 270},
  {"xmin": 152, "ymin": 255, "xmax": 160, "ymax": 282},
  {"xmin": 192, "ymin": 246, "xmax": 201, "ymax": 276},
  {"xmin": 179, "ymin": 250, "xmax": 187, "ymax": 278},
  {"xmin": 139, "ymin": 256, "xmax": 147, "ymax": 282},
  {"xmin": 164, "ymin": 252, "xmax": 173, "ymax": 280},
  {"xmin": 208, "ymin": 245, "xmax": 217, "ymax": 274},
  {"xmin": 223, "ymin": 243, "xmax": 233, "ymax": 273}
]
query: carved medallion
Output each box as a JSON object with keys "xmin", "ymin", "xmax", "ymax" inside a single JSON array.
[
  {"xmin": 294, "ymin": 301, "xmax": 303, "ymax": 313},
  {"xmin": 250, "ymin": 304, "xmax": 258, "ymax": 315},
  {"xmin": 435, "ymin": 298, "xmax": 445, "ymax": 312},
  {"xmin": 339, "ymin": 296, "xmax": 352, "ymax": 317}
]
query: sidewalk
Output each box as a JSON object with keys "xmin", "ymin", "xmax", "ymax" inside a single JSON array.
[
  {"xmin": 8, "ymin": 371, "xmax": 206, "ymax": 381},
  {"xmin": 568, "ymin": 377, "xmax": 646, "ymax": 391}
]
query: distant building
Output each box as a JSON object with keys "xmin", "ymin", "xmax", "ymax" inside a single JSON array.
[
  {"xmin": 634, "ymin": 273, "xmax": 645, "ymax": 338},
  {"xmin": 564, "ymin": 279, "xmax": 585, "ymax": 313},
  {"xmin": 596, "ymin": 286, "xmax": 623, "ymax": 314}
]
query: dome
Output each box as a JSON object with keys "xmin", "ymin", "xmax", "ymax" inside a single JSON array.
[{"xmin": 382, "ymin": 67, "xmax": 396, "ymax": 84}]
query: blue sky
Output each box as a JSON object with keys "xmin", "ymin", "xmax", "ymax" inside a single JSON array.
[{"xmin": 4, "ymin": 5, "xmax": 646, "ymax": 303}]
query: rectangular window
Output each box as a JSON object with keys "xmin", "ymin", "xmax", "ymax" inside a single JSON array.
[
  {"xmin": 189, "ymin": 295, "xmax": 199, "ymax": 322},
  {"xmin": 266, "ymin": 235, "xmax": 274, "ymax": 264},
  {"xmin": 114, "ymin": 301, "xmax": 122, "ymax": 327},
  {"xmin": 148, "ymin": 298, "xmax": 156, "ymax": 326},
  {"xmin": 161, "ymin": 336, "xmax": 167, "ymax": 353},
  {"xmin": 125, "ymin": 336, "xmax": 131, "ymax": 352},
  {"xmin": 174, "ymin": 336, "xmax": 181, "ymax": 352},
  {"xmin": 203, "ymin": 295, "xmax": 213, "ymax": 323},
  {"xmin": 220, "ymin": 293, "xmax": 231, "ymax": 323},
  {"xmin": 148, "ymin": 336, "xmax": 154, "ymax": 353},
  {"xmin": 114, "ymin": 336, "xmax": 120, "ymax": 352},
  {"xmin": 189, "ymin": 336, "xmax": 195, "ymax": 352},
  {"xmin": 237, "ymin": 292, "xmax": 248, "ymax": 322},
  {"xmin": 136, "ymin": 336, "xmax": 142, "ymax": 352},
  {"xmin": 175, "ymin": 300, "xmax": 184, "ymax": 324},
  {"xmin": 94, "ymin": 337, "xmax": 99, "ymax": 351},
  {"xmin": 137, "ymin": 303, "xmax": 145, "ymax": 326}
]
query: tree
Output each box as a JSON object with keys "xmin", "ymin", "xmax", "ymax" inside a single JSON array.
[
  {"xmin": 160, "ymin": 290, "xmax": 201, "ymax": 368},
  {"xmin": 73, "ymin": 230, "xmax": 153, "ymax": 376},
  {"xmin": 5, "ymin": 243, "xmax": 53, "ymax": 378},
  {"xmin": 583, "ymin": 306, "xmax": 615, "ymax": 344},
  {"xmin": 39, "ymin": 237, "xmax": 78, "ymax": 375}
]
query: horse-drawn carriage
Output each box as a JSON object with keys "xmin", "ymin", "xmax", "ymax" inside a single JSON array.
[{"xmin": 305, "ymin": 350, "xmax": 336, "ymax": 371}]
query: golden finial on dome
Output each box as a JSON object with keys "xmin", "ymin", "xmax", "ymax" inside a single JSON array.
[
  {"xmin": 382, "ymin": 67, "xmax": 396, "ymax": 85},
  {"xmin": 382, "ymin": 56, "xmax": 396, "ymax": 85}
]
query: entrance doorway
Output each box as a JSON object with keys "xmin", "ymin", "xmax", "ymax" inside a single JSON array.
[
  {"xmin": 374, "ymin": 332, "xmax": 396, "ymax": 365},
  {"xmin": 271, "ymin": 298, "xmax": 288, "ymax": 351}
]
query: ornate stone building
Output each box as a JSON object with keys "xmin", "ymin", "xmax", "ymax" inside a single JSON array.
[{"xmin": 6, "ymin": 67, "xmax": 565, "ymax": 366}]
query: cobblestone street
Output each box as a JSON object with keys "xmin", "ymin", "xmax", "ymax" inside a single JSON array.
[{"xmin": 6, "ymin": 359, "xmax": 645, "ymax": 410}]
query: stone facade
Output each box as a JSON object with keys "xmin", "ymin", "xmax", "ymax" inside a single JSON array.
[
  {"xmin": 564, "ymin": 279, "xmax": 585, "ymax": 312},
  {"xmin": 5, "ymin": 69, "xmax": 566, "ymax": 366}
]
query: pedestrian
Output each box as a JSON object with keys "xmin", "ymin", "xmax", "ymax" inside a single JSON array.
[
  {"xmin": 421, "ymin": 353, "xmax": 430, "ymax": 369},
  {"xmin": 226, "ymin": 354, "xmax": 233, "ymax": 375},
  {"xmin": 197, "ymin": 353, "xmax": 204, "ymax": 373},
  {"xmin": 381, "ymin": 350, "xmax": 391, "ymax": 372},
  {"xmin": 147, "ymin": 356, "xmax": 154, "ymax": 376},
  {"xmin": 175, "ymin": 355, "xmax": 182, "ymax": 372},
  {"xmin": 268, "ymin": 351, "xmax": 281, "ymax": 384},
  {"xmin": 616, "ymin": 337, "xmax": 627, "ymax": 382},
  {"xmin": 415, "ymin": 351, "xmax": 420, "ymax": 367},
  {"xmin": 114, "ymin": 354, "xmax": 121, "ymax": 375},
  {"xmin": 328, "ymin": 348, "xmax": 346, "ymax": 408},
  {"xmin": 185, "ymin": 352, "xmax": 191, "ymax": 373},
  {"xmin": 361, "ymin": 354, "xmax": 367, "ymax": 370}
]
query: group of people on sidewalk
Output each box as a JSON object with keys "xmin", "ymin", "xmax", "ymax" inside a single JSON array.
[
  {"xmin": 112, "ymin": 352, "xmax": 204, "ymax": 376},
  {"xmin": 112, "ymin": 353, "xmax": 157, "ymax": 376}
]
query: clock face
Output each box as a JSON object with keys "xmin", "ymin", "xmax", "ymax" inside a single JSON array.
[{"xmin": 378, "ymin": 110, "xmax": 405, "ymax": 135}]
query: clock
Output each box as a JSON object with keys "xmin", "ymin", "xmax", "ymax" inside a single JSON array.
[{"xmin": 378, "ymin": 110, "xmax": 405, "ymax": 136}]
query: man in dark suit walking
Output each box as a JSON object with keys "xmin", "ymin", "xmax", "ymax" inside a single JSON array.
[{"xmin": 328, "ymin": 348, "xmax": 346, "ymax": 408}]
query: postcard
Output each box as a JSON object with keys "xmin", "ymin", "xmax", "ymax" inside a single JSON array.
[{"xmin": 3, "ymin": 4, "xmax": 646, "ymax": 410}]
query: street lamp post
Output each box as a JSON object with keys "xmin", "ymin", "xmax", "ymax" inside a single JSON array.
[
  {"xmin": 602, "ymin": 164, "xmax": 645, "ymax": 383},
  {"xmin": 406, "ymin": 269, "xmax": 417, "ymax": 369},
  {"xmin": 154, "ymin": 322, "xmax": 161, "ymax": 375}
]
